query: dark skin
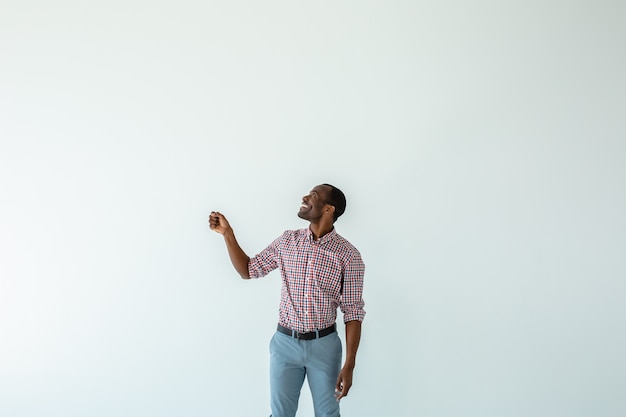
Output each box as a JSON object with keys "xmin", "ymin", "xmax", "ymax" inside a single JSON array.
[{"xmin": 208, "ymin": 184, "xmax": 362, "ymax": 401}]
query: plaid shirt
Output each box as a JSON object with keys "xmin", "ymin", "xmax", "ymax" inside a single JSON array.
[{"xmin": 248, "ymin": 227, "xmax": 366, "ymax": 333}]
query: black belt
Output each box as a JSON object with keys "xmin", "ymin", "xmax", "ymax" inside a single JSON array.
[{"xmin": 277, "ymin": 323, "xmax": 336, "ymax": 340}]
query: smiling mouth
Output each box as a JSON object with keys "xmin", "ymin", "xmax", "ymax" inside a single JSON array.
[{"xmin": 300, "ymin": 203, "xmax": 310, "ymax": 210}]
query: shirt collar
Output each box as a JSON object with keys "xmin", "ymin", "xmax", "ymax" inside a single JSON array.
[{"xmin": 306, "ymin": 226, "xmax": 337, "ymax": 244}]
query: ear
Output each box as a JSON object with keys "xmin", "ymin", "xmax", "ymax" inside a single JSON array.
[{"xmin": 325, "ymin": 205, "xmax": 335, "ymax": 215}]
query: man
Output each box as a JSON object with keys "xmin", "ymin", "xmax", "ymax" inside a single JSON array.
[{"xmin": 208, "ymin": 184, "xmax": 365, "ymax": 417}]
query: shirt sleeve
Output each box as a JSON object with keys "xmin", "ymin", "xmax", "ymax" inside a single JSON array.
[
  {"xmin": 340, "ymin": 250, "xmax": 366, "ymax": 322},
  {"xmin": 247, "ymin": 234, "xmax": 282, "ymax": 279}
]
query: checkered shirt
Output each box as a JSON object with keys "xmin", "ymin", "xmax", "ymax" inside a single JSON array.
[{"xmin": 248, "ymin": 227, "xmax": 366, "ymax": 333}]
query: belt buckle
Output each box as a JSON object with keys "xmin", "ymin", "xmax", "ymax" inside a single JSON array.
[{"xmin": 294, "ymin": 330, "xmax": 310, "ymax": 340}]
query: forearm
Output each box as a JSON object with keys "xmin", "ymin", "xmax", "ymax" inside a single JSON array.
[
  {"xmin": 344, "ymin": 320, "xmax": 362, "ymax": 368},
  {"xmin": 223, "ymin": 229, "xmax": 251, "ymax": 279}
]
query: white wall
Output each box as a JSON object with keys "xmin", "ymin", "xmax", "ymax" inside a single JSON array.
[{"xmin": 1, "ymin": 1, "xmax": 625, "ymax": 416}]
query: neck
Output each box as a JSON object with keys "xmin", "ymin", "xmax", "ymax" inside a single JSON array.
[{"xmin": 309, "ymin": 221, "xmax": 334, "ymax": 241}]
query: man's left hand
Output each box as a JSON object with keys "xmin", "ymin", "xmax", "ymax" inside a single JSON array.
[{"xmin": 335, "ymin": 365, "xmax": 354, "ymax": 401}]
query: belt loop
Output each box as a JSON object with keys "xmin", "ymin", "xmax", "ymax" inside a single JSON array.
[
  {"xmin": 292, "ymin": 329, "xmax": 296, "ymax": 338},
  {"xmin": 315, "ymin": 329, "xmax": 319, "ymax": 339}
]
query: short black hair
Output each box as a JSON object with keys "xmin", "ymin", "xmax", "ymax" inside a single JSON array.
[{"xmin": 323, "ymin": 184, "xmax": 346, "ymax": 222}]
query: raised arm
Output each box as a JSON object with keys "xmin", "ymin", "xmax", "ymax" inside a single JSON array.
[{"xmin": 208, "ymin": 211, "xmax": 251, "ymax": 279}]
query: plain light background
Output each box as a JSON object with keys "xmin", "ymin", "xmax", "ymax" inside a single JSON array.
[{"xmin": 1, "ymin": 1, "xmax": 625, "ymax": 416}]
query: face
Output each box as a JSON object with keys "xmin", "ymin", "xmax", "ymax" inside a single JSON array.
[{"xmin": 298, "ymin": 185, "xmax": 332, "ymax": 222}]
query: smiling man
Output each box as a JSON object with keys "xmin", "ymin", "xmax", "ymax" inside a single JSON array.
[{"xmin": 209, "ymin": 184, "xmax": 366, "ymax": 417}]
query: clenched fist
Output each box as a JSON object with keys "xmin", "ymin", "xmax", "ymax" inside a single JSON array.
[{"xmin": 208, "ymin": 211, "xmax": 232, "ymax": 235}]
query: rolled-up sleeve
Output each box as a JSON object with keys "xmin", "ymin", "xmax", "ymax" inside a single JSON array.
[
  {"xmin": 340, "ymin": 251, "xmax": 366, "ymax": 323},
  {"xmin": 248, "ymin": 235, "xmax": 281, "ymax": 279}
]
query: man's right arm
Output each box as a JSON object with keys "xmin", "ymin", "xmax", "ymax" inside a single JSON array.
[{"xmin": 209, "ymin": 211, "xmax": 251, "ymax": 279}]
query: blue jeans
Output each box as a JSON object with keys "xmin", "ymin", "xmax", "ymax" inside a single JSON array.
[{"xmin": 269, "ymin": 330, "xmax": 342, "ymax": 417}]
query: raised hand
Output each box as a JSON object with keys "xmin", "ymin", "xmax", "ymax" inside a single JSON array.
[
  {"xmin": 208, "ymin": 211, "xmax": 231, "ymax": 235},
  {"xmin": 208, "ymin": 211, "xmax": 250, "ymax": 279}
]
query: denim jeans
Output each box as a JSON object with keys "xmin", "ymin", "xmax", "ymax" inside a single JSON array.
[{"xmin": 269, "ymin": 330, "xmax": 342, "ymax": 417}]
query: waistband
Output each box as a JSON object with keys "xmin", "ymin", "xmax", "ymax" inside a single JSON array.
[{"xmin": 277, "ymin": 323, "xmax": 336, "ymax": 340}]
